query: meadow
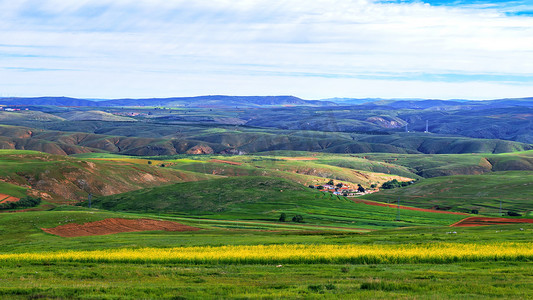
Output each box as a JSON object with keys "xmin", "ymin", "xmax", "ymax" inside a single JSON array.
[
  {"xmin": 1, "ymin": 148, "xmax": 533, "ymax": 298},
  {"xmin": 0, "ymin": 214, "xmax": 532, "ymax": 299}
]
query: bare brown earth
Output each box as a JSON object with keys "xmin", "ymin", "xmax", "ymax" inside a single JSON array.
[
  {"xmin": 451, "ymin": 217, "xmax": 533, "ymax": 227},
  {"xmin": 42, "ymin": 218, "xmax": 201, "ymax": 237},
  {"xmin": 352, "ymin": 199, "xmax": 469, "ymax": 216},
  {"xmin": 0, "ymin": 196, "xmax": 20, "ymax": 204}
]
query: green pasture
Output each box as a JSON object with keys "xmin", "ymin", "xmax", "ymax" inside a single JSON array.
[
  {"xmin": 0, "ymin": 261, "xmax": 531, "ymax": 299},
  {"xmin": 363, "ymin": 171, "xmax": 533, "ymax": 214},
  {"xmin": 0, "ymin": 181, "xmax": 27, "ymax": 198},
  {"xmin": 85, "ymin": 176, "xmax": 465, "ymax": 229}
]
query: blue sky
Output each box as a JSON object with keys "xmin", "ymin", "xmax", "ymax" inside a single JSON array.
[{"xmin": 1, "ymin": 0, "xmax": 533, "ymax": 100}]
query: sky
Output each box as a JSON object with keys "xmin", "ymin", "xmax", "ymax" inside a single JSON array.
[{"xmin": 1, "ymin": 0, "xmax": 533, "ymax": 100}]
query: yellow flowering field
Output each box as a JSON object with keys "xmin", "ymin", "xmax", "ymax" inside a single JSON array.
[{"xmin": 1, "ymin": 243, "xmax": 532, "ymax": 264}]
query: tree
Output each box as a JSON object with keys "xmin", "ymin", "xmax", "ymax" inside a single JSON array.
[
  {"xmin": 336, "ymin": 183, "xmax": 343, "ymax": 188},
  {"xmin": 147, "ymin": 161, "xmax": 152, "ymax": 165},
  {"xmin": 382, "ymin": 179, "xmax": 401, "ymax": 189},
  {"xmin": 357, "ymin": 185, "xmax": 366, "ymax": 193},
  {"xmin": 279, "ymin": 213, "xmax": 287, "ymax": 222},
  {"xmin": 292, "ymin": 215, "xmax": 304, "ymax": 223},
  {"xmin": 370, "ymin": 184, "xmax": 377, "ymax": 189},
  {"xmin": 507, "ymin": 211, "xmax": 522, "ymax": 217},
  {"xmin": 327, "ymin": 180, "xmax": 334, "ymax": 185}
]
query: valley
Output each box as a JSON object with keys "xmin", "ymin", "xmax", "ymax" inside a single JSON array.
[{"xmin": 0, "ymin": 96, "xmax": 532, "ymax": 298}]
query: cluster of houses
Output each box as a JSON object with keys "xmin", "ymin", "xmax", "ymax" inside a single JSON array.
[
  {"xmin": 0, "ymin": 107, "xmax": 28, "ymax": 112},
  {"xmin": 309, "ymin": 182, "xmax": 377, "ymax": 197}
]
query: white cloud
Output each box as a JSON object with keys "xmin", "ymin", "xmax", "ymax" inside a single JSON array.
[{"xmin": 0, "ymin": 0, "xmax": 532, "ymax": 99}]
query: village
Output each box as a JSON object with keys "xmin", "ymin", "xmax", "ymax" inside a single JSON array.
[{"xmin": 309, "ymin": 180, "xmax": 379, "ymax": 197}]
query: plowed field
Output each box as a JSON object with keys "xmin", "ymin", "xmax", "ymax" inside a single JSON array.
[
  {"xmin": 42, "ymin": 218, "xmax": 200, "ymax": 237},
  {"xmin": 0, "ymin": 194, "xmax": 20, "ymax": 204}
]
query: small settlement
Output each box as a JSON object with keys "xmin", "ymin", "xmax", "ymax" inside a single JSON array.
[{"xmin": 309, "ymin": 181, "xmax": 378, "ymax": 197}]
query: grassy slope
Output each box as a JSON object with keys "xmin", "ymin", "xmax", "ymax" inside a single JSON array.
[
  {"xmin": 0, "ymin": 181, "xmax": 27, "ymax": 198},
  {"xmin": 87, "ymin": 176, "xmax": 464, "ymax": 229},
  {"xmin": 363, "ymin": 171, "xmax": 533, "ymax": 214},
  {"xmin": 137, "ymin": 152, "xmax": 417, "ymax": 189},
  {"xmin": 358, "ymin": 150, "xmax": 533, "ymax": 177},
  {"xmin": 0, "ymin": 150, "xmax": 216, "ymax": 202}
]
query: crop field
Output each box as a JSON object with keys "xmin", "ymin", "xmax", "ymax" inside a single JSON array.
[
  {"xmin": 3, "ymin": 243, "xmax": 533, "ymax": 264},
  {"xmin": 1, "ymin": 222, "xmax": 532, "ymax": 299}
]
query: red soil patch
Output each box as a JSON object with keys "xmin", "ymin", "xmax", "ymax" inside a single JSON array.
[
  {"xmin": 0, "ymin": 194, "xmax": 20, "ymax": 204},
  {"xmin": 209, "ymin": 159, "xmax": 243, "ymax": 166},
  {"xmin": 451, "ymin": 217, "xmax": 533, "ymax": 227},
  {"xmin": 352, "ymin": 199, "xmax": 469, "ymax": 216},
  {"xmin": 281, "ymin": 157, "xmax": 319, "ymax": 161},
  {"xmin": 41, "ymin": 218, "xmax": 201, "ymax": 237}
]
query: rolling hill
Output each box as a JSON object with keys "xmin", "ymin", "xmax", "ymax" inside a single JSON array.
[
  {"xmin": 86, "ymin": 176, "xmax": 465, "ymax": 229},
  {"xmin": 0, "ymin": 150, "xmax": 215, "ymax": 202},
  {"xmin": 362, "ymin": 171, "xmax": 533, "ymax": 215},
  {"xmin": 0, "ymin": 123, "xmax": 530, "ymax": 156}
]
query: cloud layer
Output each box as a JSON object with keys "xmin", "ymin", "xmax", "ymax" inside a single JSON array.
[{"xmin": 1, "ymin": 0, "xmax": 532, "ymax": 99}]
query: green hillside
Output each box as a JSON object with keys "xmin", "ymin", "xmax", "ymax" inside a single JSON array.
[
  {"xmin": 1, "ymin": 119, "xmax": 531, "ymax": 156},
  {"xmin": 87, "ymin": 176, "xmax": 465, "ymax": 229},
  {"xmin": 359, "ymin": 151, "xmax": 533, "ymax": 177},
  {"xmin": 0, "ymin": 181, "xmax": 28, "ymax": 198},
  {"xmin": 0, "ymin": 149, "xmax": 215, "ymax": 202},
  {"xmin": 363, "ymin": 171, "xmax": 533, "ymax": 215},
  {"xmin": 166, "ymin": 156, "xmax": 412, "ymax": 188}
]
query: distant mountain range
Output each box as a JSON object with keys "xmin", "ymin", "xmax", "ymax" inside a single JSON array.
[
  {"xmin": 1, "ymin": 95, "xmax": 532, "ymax": 109},
  {"xmin": 0, "ymin": 95, "xmax": 335, "ymax": 108}
]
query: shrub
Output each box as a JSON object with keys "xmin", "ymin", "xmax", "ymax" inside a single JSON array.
[
  {"xmin": 0, "ymin": 196, "xmax": 41, "ymax": 210},
  {"xmin": 381, "ymin": 179, "xmax": 414, "ymax": 190},
  {"xmin": 279, "ymin": 213, "xmax": 287, "ymax": 222},
  {"xmin": 292, "ymin": 215, "xmax": 304, "ymax": 223}
]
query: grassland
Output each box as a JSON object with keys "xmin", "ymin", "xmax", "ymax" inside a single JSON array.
[
  {"xmin": 0, "ymin": 181, "xmax": 27, "ymax": 198},
  {"xmin": 0, "ymin": 149, "xmax": 215, "ymax": 202},
  {"xmin": 86, "ymin": 176, "xmax": 465, "ymax": 229},
  {"xmin": 358, "ymin": 150, "xmax": 533, "ymax": 177},
  {"xmin": 1, "ymin": 148, "xmax": 532, "ymax": 298},
  {"xmin": 363, "ymin": 171, "xmax": 533, "ymax": 215},
  {"xmin": 1, "ymin": 261, "xmax": 531, "ymax": 299},
  {"xmin": 0, "ymin": 206, "xmax": 532, "ymax": 299}
]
